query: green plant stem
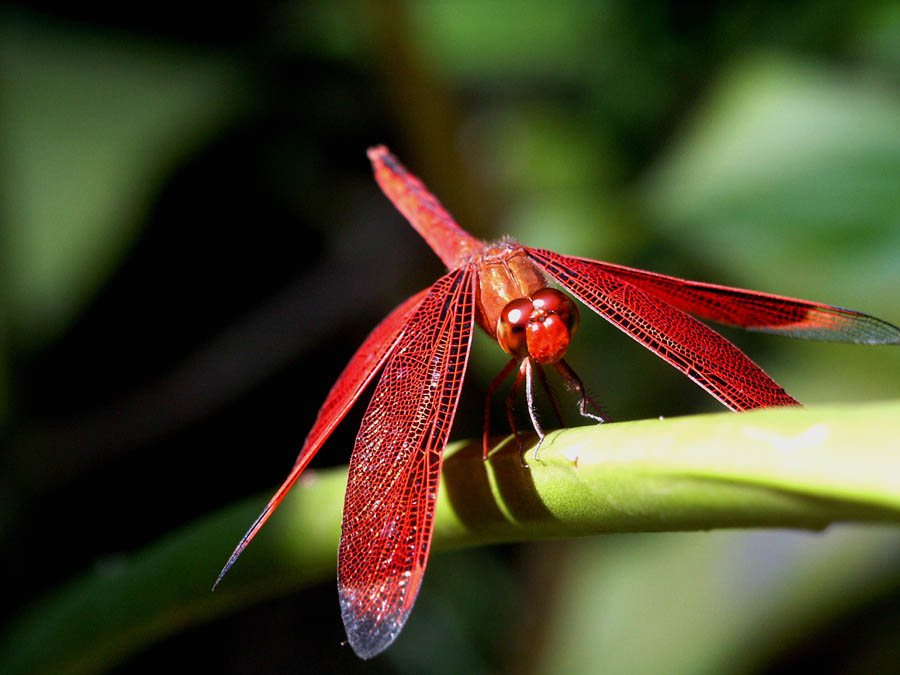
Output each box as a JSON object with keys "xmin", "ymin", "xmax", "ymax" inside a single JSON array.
[{"xmin": 2, "ymin": 400, "xmax": 899, "ymax": 674}]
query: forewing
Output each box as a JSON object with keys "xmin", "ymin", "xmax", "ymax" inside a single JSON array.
[
  {"xmin": 214, "ymin": 287, "xmax": 429, "ymax": 587},
  {"xmin": 526, "ymin": 248, "xmax": 799, "ymax": 410},
  {"xmin": 566, "ymin": 257, "xmax": 900, "ymax": 344},
  {"xmin": 338, "ymin": 267, "xmax": 476, "ymax": 659},
  {"xmin": 291, "ymin": 286, "xmax": 432, "ymax": 471}
]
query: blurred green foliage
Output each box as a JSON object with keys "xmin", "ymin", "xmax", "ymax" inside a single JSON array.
[
  {"xmin": 1, "ymin": 13, "xmax": 248, "ymax": 349},
  {"xmin": 1, "ymin": 1, "xmax": 898, "ymax": 673}
]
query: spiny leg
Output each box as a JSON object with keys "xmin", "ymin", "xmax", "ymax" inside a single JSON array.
[
  {"xmin": 554, "ymin": 359, "xmax": 612, "ymax": 423},
  {"xmin": 484, "ymin": 357, "xmax": 519, "ymax": 459},
  {"xmin": 522, "ymin": 358, "xmax": 548, "ymax": 462},
  {"xmin": 535, "ymin": 361, "xmax": 566, "ymax": 429},
  {"xmin": 505, "ymin": 362, "xmax": 528, "ymax": 466}
]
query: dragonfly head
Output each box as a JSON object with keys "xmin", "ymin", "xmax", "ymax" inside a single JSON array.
[{"xmin": 496, "ymin": 288, "xmax": 580, "ymax": 364}]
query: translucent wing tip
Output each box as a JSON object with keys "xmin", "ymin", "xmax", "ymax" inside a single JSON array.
[
  {"xmin": 340, "ymin": 588, "xmax": 409, "ymax": 660},
  {"xmin": 212, "ymin": 545, "xmax": 243, "ymax": 591},
  {"xmin": 211, "ymin": 509, "xmax": 267, "ymax": 591},
  {"xmin": 750, "ymin": 309, "xmax": 900, "ymax": 345},
  {"xmin": 851, "ymin": 313, "xmax": 900, "ymax": 344},
  {"xmin": 212, "ymin": 486, "xmax": 291, "ymax": 591}
]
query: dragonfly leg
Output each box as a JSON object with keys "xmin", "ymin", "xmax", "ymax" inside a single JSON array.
[
  {"xmin": 523, "ymin": 358, "xmax": 547, "ymax": 462},
  {"xmin": 535, "ymin": 361, "xmax": 566, "ymax": 429},
  {"xmin": 484, "ymin": 357, "xmax": 519, "ymax": 459},
  {"xmin": 554, "ymin": 359, "xmax": 612, "ymax": 424},
  {"xmin": 506, "ymin": 361, "xmax": 528, "ymax": 466}
]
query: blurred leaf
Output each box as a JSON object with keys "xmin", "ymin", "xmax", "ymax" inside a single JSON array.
[
  {"xmin": 277, "ymin": 1, "xmax": 373, "ymax": 62},
  {"xmin": 466, "ymin": 104, "xmax": 627, "ymax": 257},
  {"xmin": 0, "ymin": 296, "xmax": 7, "ymax": 424},
  {"xmin": 852, "ymin": 2, "xmax": 900, "ymax": 67},
  {"xmin": 2, "ymin": 400, "xmax": 899, "ymax": 673},
  {"xmin": 642, "ymin": 53, "xmax": 900, "ymax": 301},
  {"xmin": 641, "ymin": 53, "xmax": 900, "ymax": 403},
  {"xmin": 0, "ymin": 467, "xmax": 345, "ymax": 675},
  {"xmin": 410, "ymin": 1, "xmax": 597, "ymax": 83},
  {"xmin": 387, "ymin": 548, "xmax": 516, "ymax": 674},
  {"xmin": 535, "ymin": 527, "xmax": 900, "ymax": 675},
  {"xmin": 0, "ymin": 12, "xmax": 248, "ymax": 347}
]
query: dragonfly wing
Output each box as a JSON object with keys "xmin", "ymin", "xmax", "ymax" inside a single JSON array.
[
  {"xmin": 526, "ymin": 248, "xmax": 799, "ymax": 410},
  {"xmin": 291, "ymin": 286, "xmax": 432, "ymax": 471},
  {"xmin": 339, "ymin": 266, "xmax": 476, "ymax": 659},
  {"xmin": 554, "ymin": 255, "xmax": 900, "ymax": 344},
  {"xmin": 214, "ymin": 286, "xmax": 430, "ymax": 587}
]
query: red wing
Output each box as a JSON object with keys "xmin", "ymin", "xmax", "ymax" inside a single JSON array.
[
  {"xmin": 338, "ymin": 266, "xmax": 476, "ymax": 659},
  {"xmin": 214, "ymin": 287, "xmax": 430, "ymax": 588},
  {"xmin": 526, "ymin": 248, "xmax": 799, "ymax": 410},
  {"xmin": 566, "ymin": 256, "xmax": 900, "ymax": 344},
  {"xmin": 368, "ymin": 145, "xmax": 483, "ymax": 270}
]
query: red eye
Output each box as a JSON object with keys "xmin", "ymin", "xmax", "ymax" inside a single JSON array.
[
  {"xmin": 530, "ymin": 288, "xmax": 580, "ymax": 338},
  {"xmin": 496, "ymin": 290, "xmax": 580, "ymax": 363},
  {"xmin": 530, "ymin": 287, "xmax": 564, "ymax": 312},
  {"xmin": 497, "ymin": 297, "xmax": 533, "ymax": 357},
  {"xmin": 525, "ymin": 288, "xmax": 580, "ymax": 364}
]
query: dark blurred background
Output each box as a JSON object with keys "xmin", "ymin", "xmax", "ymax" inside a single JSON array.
[{"xmin": 2, "ymin": 1, "xmax": 899, "ymax": 673}]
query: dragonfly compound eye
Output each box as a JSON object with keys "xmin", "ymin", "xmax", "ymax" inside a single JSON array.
[
  {"xmin": 525, "ymin": 288, "xmax": 580, "ymax": 364},
  {"xmin": 497, "ymin": 297, "xmax": 534, "ymax": 358}
]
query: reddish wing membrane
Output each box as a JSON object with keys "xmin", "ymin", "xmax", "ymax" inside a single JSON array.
[
  {"xmin": 577, "ymin": 257, "xmax": 900, "ymax": 344},
  {"xmin": 338, "ymin": 266, "xmax": 476, "ymax": 659},
  {"xmin": 215, "ymin": 286, "xmax": 430, "ymax": 588},
  {"xmin": 526, "ymin": 248, "xmax": 800, "ymax": 410},
  {"xmin": 289, "ymin": 285, "xmax": 431, "ymax": 471}
]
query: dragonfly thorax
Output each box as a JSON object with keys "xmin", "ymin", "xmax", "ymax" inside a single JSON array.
[
  {"xmin": 496, "ymin": 288, "xmax": 580, "ymax": 364},
  {"xmin": 473, "ymin": 240, "xmax": 547, "ymax": 337}
]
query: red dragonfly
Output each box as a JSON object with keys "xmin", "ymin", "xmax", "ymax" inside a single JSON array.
[{"xmin": 217, "ymin": 146, "xmax": 900, "ymax": 658}]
